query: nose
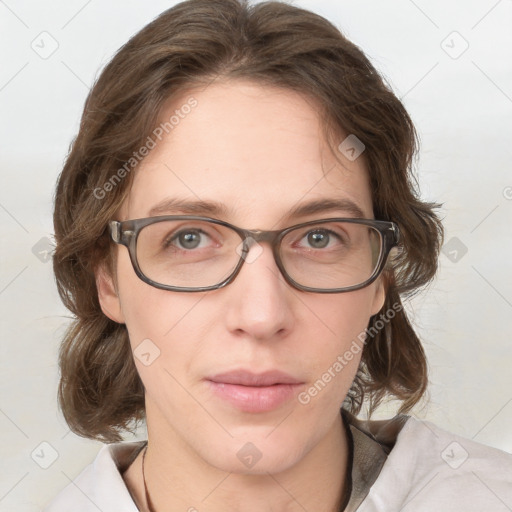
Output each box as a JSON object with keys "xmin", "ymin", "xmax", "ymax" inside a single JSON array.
[{"xmin": 223, "ymin": 241, "xmax": 295, "ymax": 341}]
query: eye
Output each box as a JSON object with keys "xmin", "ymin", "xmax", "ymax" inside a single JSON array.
[
  {"xmin": 167, "ymin": 228, "xmax": 212, "ymax": 250},
  {"xmin": 300, "ymin": 228, "xmax": 343, "ymax": 250},
  {"xmin": 305, "ymin": 230, "xmax": 331, "ymax": 249}
]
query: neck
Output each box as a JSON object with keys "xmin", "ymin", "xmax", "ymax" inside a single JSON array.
[{"xmin": 136, "ymin": 408, "xmax": 350, "ymax": 512}]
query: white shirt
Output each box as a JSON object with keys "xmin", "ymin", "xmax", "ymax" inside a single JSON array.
[{"xmin": 43, "ymin": 411, "xmax": 512, "ymax": 511}]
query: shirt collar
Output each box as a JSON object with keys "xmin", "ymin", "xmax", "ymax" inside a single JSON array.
[{"xmin": 340, "ymin": 408, "xmax": 409, "ymax": 511}]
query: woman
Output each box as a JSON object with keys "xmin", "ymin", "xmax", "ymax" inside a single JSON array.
[{"xmin": 44, "ymin": 0, "xmax": 512, "ymax": 510}]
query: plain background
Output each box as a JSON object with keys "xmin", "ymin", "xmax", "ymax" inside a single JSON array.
[{"xmin": 0, "ymin": 0, "xmax": 511, "ymax": 510}]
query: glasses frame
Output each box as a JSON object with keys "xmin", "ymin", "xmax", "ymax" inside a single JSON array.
[{"xmin": 109, "ymin": 215, "xmax": 400, "ymax": 293}]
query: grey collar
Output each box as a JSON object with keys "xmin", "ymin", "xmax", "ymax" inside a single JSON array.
[{"xmin": 340, "ymin": 409, "xmax": 409, "ymax": 511}]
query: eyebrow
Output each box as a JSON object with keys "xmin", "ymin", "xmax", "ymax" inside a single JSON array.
[{"xmin": 147, "ymin": 197, "xmax": 367, "ymax": 221}]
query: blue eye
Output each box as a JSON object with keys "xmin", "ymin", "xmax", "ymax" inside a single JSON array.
[
  {"xmin": 166, "ymin": 228, "xmax": 212, "ymax": 250},
  {"xmin": 306, "ymin": 230, "xmax": 331, "ymax": 248},
  {"xmin": 301, "ymin": 229, "xmax": 343, "ymax": 250},
  {"xmin": 175, "ymin": 230, "xmax": 203, "ymax": 249}
]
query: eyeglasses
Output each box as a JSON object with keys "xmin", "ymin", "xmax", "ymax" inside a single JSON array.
[{"xmin": 108, "ymin": 215, "xmax": 400, "ymax": 293}]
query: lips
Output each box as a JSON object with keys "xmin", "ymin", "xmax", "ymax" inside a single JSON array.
[
  {"xmin": 206, "ymin": 369, "xmax": 304, "ymax": 413},
  {"xmin": 207, "ymin": 369, "xmax": 303, "ymax": 387}
]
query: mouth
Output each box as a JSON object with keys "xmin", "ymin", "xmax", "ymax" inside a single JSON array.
[{"xmin": 205, "ymin": 369, "xmax": 304, "ymax": 413}]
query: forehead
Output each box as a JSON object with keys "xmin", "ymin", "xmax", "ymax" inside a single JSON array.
[{"xmin": 120, "ymin": 80, "xmax": 373, "ymax": 225}]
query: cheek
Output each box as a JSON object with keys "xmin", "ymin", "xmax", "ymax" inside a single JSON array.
[
  {"xmin": 293, "ymin": 287, "xmax": 379, "ymax": 403},
  {"xmin": 306, "ymin": 286, "xmax": 378, "ymax": 351},
  {"xmin": 115, "ymin": 251, "xmax": 210, "ymax": 370}
]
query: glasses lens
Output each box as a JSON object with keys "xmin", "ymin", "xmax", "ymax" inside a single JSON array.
[
  {"xmin": 136, "ymin": 219, "xmax": 243, "ymax": 288},
  {"xmin": 279, "ymin": 221, "xmax": 382, "ymax": 289}
]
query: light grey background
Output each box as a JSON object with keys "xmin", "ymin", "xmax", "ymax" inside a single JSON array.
[{"xmin": 0, "ymin": 0, "xmax": 511, "ymax": 510}]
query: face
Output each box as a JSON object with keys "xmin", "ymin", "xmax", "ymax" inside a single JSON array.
[{"xmin": 97, "ymin": 80, "xmax": 385, "ymax": 474}]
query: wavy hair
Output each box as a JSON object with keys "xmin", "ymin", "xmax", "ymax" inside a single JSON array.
[{"xmin": 53, "ymin": 0, "xmax": 443, "ymax": 443}]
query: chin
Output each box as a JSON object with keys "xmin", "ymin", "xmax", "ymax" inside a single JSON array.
[{"xmin": 196, "ymin": 431, "xmax": 309, "ymax": 476}]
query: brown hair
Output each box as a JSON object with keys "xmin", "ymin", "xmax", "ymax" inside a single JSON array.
[{"xmin": 53, "ymin": 0, "xmax": 443, "ymax": 443}]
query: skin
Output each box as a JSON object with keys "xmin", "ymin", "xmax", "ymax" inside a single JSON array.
[{"xmin": 96, "ymin": 79, "xmax": 386, "ymax": 512}]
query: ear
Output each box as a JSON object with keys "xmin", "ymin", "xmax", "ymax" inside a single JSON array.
[
  {"xmin": 370, "ymin": 276, "xmax": 386, "ymax": 316},
  {"xmin": 95, "ymin": 263, "xmax": 125, "ymax": 324}
]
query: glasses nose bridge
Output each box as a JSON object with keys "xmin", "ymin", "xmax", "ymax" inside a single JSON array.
[
  {"xmin": 242, "ymin": 228, "xmax": 281, "ymax": 248},
  {"xmin": 235, "ymin": 228, "xmax": 287, "ymax": 287}
]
